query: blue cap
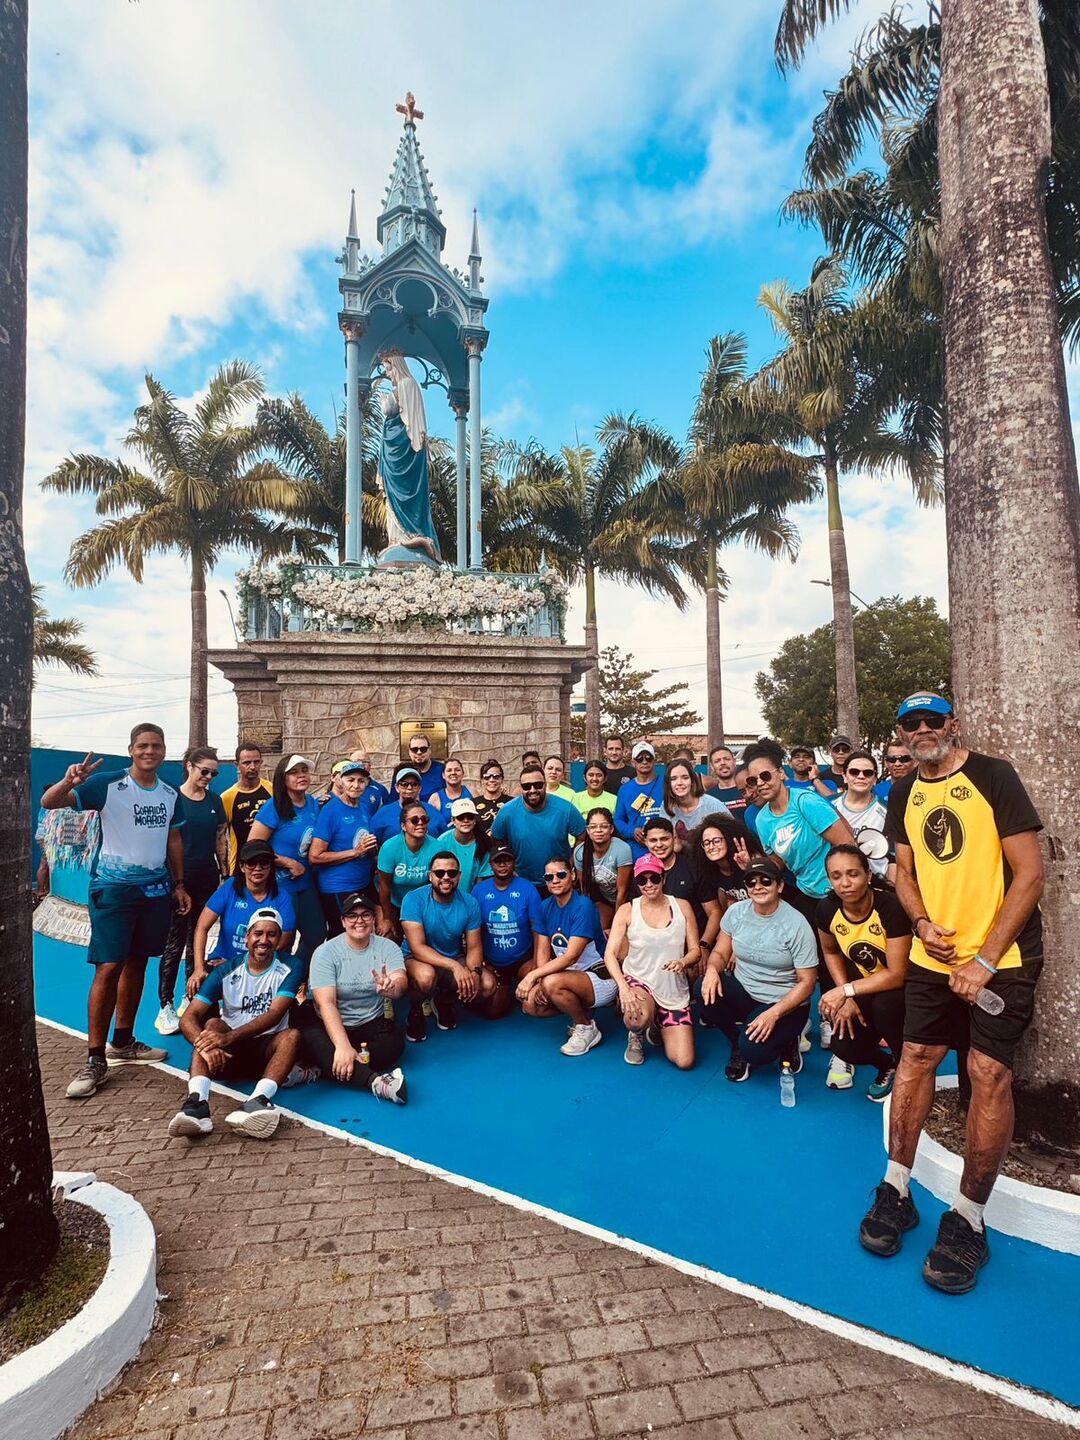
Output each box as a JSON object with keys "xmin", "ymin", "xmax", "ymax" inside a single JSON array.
[{"xmin": 896, "ymin": 692, "xmax": 953, "ymax": 721}]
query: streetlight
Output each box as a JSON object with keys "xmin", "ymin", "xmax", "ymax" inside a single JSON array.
[
  {"xmin": 219, "ymin": 589, "xmax": 241, "ymax": 645},
  {"xmin": 811, "ymin": 578, "xmax": 871, "ymax": 610}
]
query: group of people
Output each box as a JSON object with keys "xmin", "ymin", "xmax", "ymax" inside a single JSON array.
[{"xmin": 42, "ymin": 690, "xmax": 1045, "ymax": 1295}]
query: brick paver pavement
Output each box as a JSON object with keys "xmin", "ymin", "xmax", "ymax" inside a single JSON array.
[{"xmin": 39, "ymin": 1024, "xmax": 1073, "ymax": 1440}]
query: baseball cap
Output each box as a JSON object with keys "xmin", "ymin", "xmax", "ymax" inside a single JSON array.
[
  {"xmin": 490, "ymin": 843, "xmax": 515, "ymax": 861},
  {"xmin": 631, "ymin": 742, "xmax": 656, "ymax": 760},
  {"xmin": 789, "ymin": 743, "xmax": 815, "ymax": 758},
  {"xmin": 395, "ymin": 766, "xmax": 422, "ymax": 782},
  {"xmin": 896, "ymin": 692, "xmax": 953, "ymax": 721},
  {"xmin": 250, "ymin": 906, "xmax": 284, "ymax": 927},
  {"xmin": 337, "ymin": 760, "xmax": 369, "ymax": 776},
  {"xmin": 341, "ymin": 891, "xmax": 377, "ymax": 915},
  {"xmin": 744, "ymin": 858, "xmax": 781, "ymax": 882},
  {"xmin": 238, "ymin": 839, "xmax": 274, "ymax": 863},
  {"xmin": 451, "ymin": 797, "xmax": 478, "ymax": 818},
  {"xmin": 633, "ymin": 854, "xmax": 664, "ymax": 878},
  {"xmin": 828, "ymin": 735, "xmax": 853, "ymax": 750},
  {"xmin": 283, "ymin": 754, "xmax": 314, "ymax": 773}
]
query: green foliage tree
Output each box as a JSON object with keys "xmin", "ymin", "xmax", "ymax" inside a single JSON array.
[
  {"xmin": 571, "ymin": 646, "xmax": 701, "ymax": 747},
  {"xmin": 754, "ymin": 595, "xmax": 950, "ymax": 751},
  {"xmin": 31, "ymin": 585, "xmax": 97, "ymax": 679}
]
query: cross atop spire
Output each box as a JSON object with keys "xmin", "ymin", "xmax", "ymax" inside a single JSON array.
[
  {"xmin": 395, "ymin": 90, "xmax": 424, "ymax": 126},
  {"xmin": 378, "ymin": 92, "xmax": 445, "ymax": 258}
]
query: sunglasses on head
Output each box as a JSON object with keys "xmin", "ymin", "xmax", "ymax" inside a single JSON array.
[
  {"xmin": 745, "ymin": 770, "xmax": 774, "ymax": 786},
  {"xmin": 846, "ymin": 767, "xmax": 876, "ymax": 778},
  {"xmin": 897, "ymin": 712, "xmax": 949, "ymax": 733},
  {"xmin": 432, "ymin": 868, "xmax": 459, "ymax": 879},
  {"xmin": 521, "ymin": 781, "xmax": 545, "ymax": 791},
  {"xmin": 544, "ymin": 868, "xmax": 570, "ymax": 881},
  {"xmin": 745, "ymin": 873, "xmax": 777, "ymax": 889}
]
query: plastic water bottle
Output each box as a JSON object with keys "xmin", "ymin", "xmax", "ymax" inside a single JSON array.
[
  {"xmin": 780, "ymin": 1062, "xmax": 796, "ymax": 1107},
  {"xmin": 359, "ymin": 1043, "xmax": 371, "ymax": 1067},
  {"xmin": 975, "ymin": 989, "xmax": 1004, "ymax": 1016}
]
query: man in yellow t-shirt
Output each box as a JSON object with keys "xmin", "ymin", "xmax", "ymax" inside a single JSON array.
[
  {"xmin": 858, "ymin": 691, "xmax": 1043, "ymax": 1296},
  {"xmin": 220, "ymin": 743, "xmax": 272, "ymax": 873}
]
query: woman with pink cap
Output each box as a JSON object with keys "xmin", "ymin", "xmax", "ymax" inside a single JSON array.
[{"xmin": 604, "ymin": 854, "xmax": 700, "ymax": 1069}]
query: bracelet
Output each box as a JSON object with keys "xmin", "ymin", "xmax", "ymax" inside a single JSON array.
[
  {"xmin": 913, "ymin": 916, "xmax": 930, "ymax": 936},
  {"xmin": 974, "ymin": 954, "xmax": 998, "ymax": 975}
]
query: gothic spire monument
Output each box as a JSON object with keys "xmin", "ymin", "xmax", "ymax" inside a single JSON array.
[{"xmin": 338, "ymin": 93, "xmax": 490, "ymax": 570}]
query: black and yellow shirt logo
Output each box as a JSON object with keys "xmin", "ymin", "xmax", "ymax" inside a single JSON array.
[{"xmin": 922, "ymin": 806, "xmax": 965, "ymax": 863}]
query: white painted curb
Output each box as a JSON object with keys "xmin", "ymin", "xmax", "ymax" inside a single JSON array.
[
  {"xmin": 882, "ymin": 1075, "xmax": 1080, "ymax": 1256},
  {"xmin": 0, "ymin": 1171, "xmax": 157, "ymax": 1440}
]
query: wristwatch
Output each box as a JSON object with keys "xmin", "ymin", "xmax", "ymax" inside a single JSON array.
[{"xmin": 843, "ymin": 982, "xmax": 856, "ymax": 999}]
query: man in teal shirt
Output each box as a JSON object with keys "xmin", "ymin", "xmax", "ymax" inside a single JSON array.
[{"xmin": 400, "ymin": 852, "xmax": 493, "ymax": 1040}]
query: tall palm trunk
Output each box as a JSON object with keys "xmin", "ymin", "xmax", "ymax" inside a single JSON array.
[
  {"xmin": 823, "ymin": 439, "xmax": 859, "ymax": 738},
  {"xmin": 583, "ymin": 560, "xmax": 602, "ymax": 759},
  {"xmin": 704, "ymin": 542, "xmax": 724, "ymax": 748},
  {"xmin": 0, "ymin": 0, "xmax": 59, "ymax": 1308},
  {"xmin": 189, "ymin": 558, "xmax": 208, "ymax": 748},
  {"xmin": 940, "ymin": 0, "xmax": 1080, "ymax": 1143}
]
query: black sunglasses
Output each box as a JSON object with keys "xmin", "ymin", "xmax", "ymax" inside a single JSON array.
[
  {"xmin": 432, "ymin": 868, "xmax": 460, "ymax": 879},
  {"xmin": 885, "ymin": 754, "xmax": 913, "ymax": 764},
  {"xmin": 521, "ymin": 781, "xmax": 545, "ymax": 792},
  {"xmin": 897, "ymin": 712, "xmax": 949, "ymax": 733},
  {"xmin": 636, "ymin": 873, "xmax": 663, "ymax": 886},
  {"xmin": 197, "ymin": 767, "xmax": 219, "ymax": 778},
  {"xmin": 405, "ymin": 814, "xmax": 429, "ymax": 825},
  {"xmin": 846, "ymin": 767, "xmax": 876, "ymax": 778},
  {"xmin": 544, "ymin": 869, "xmax": 570, "ymax": 881},
  {"xmin": 745, "ymin": 874, "xmax": 778, "ymax": 889}
]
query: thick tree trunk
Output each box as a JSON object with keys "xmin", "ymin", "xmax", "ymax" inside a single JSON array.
[
  {"xmin": 940, "ymin": 0, "xmax": 1080, "ymax": 1143},
  {"xmin": 584, "ymin": 562, "xmax": 602, "ymax": 759},
  {"xmin": 0, "ymin": 0, "xmax": 60, "ymax": 1308},
  {"xmin": 189, "ymin": 564, "xmax": 208, "ymax": 748},
  {"xmin": 705, "ymin": 545, "xmax": 724, "ymax": 748},
  {"xmin": 824, "ymin": 449, "xmax": 859, "ymax": 739}
]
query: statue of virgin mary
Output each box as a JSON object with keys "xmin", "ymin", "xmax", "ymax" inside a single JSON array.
[{"xmin": 375, "ymin": 352, "xmax": 441, "ymax": 568}]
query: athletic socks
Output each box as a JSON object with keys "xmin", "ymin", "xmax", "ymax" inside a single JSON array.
[
  {"xmin": 189, "ymin": 1076, "xmax": 212, "ymax": 1103},
  {"xmin": 253, "ymin": 1078, "xmax": 278, "ymax": 1101},
  {"xmin": 112, "ymin": 1027, "xmax": 133, "ymax": 1049},
  {"xmin": 884, "ymin": 1160, "xmax": 912, "ymax": 1198},
  {"xmin": 953, "ymin": 1192, "xmax": 986, "ymax": 1232},
  {"xmin": 88, "ymin": 1045, "xmax": 106, "ymax": 1061}
]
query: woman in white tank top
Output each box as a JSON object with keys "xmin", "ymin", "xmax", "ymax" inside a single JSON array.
[{"xmin": 604, "ymin": 855, "xmax": 700, "ymax": 1070}]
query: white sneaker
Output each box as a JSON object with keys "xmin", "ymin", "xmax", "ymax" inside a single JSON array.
[
  {"xmin": 561, "ymin": 1022, "xmax": 602, "ymax": 1057},
  {"xmin": 155, "ymin": 1003, "xmax": 180, "ymax": 1036},
  {"xmin": 225, "ymin": 1095, "xmax": 280, "ymax": 1139},
  {"xmin": 819, "ymin": 1016, "xmax": 834, "ymax": 1049},
  {"xmin": 624, "ymin": 1030, "xmax": 645, "ymax": 1065},
  {"xmin": 370, "ymin": 1067, "xmax": 408, "ymax": 1104},
  {"xmin": 826, "ymin": 1057, "xmax": 855, "ymax": 1090}
]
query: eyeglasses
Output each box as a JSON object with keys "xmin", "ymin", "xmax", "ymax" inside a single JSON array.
[
  {"xmin": 846, "ymin": 767, "xmax": 876, "ymax": 779},
  {"xmin": 897, "ymin": 713, "xmax": 949, "ymax": 733},
  {"xmin": 885, "ymin": 754, "xmax": 913, "ymax": 765},
  {"xmin": 521, "ymin": 781, "xmax": 545, "ymax": 792},
  {"xmin": 543, "ymin": 869, "xmax": 570, "ymax": 881},
  {"xmin": 398, "ymin": 778, "xmax": 420, "ymax": 787},
  {"xmin": 636, "ymin": 873, "xmax": 662, "ymax": 886},
  {"xmin": 745, "ymin": 874, "xmax": 777, "ymax": 889},
  {"xmin": 197, "ymin": 767, "xmax": 219, "ymax": 778},
  {"xmin": 343, "ymin": 909, "xmax": 373, "ymax": 921},
  {"xmin": 431, "ymin": 868, "xmax": 459, "ymax": 880},
  {"xmin": 745, "ymin": 770, "xmax": 774, "ymax": 787},
  {"xmin": 702, "ymin": 836, "xmax": 725, "ymax": 849}
]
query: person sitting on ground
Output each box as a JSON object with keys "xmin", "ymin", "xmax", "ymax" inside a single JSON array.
[
  {"xmin": 572, "ymin": 759, "xmax": 617, "ymax": 819},
  {"xmin": 190, "ymin": 840, "xmax": 296, "ymax": 995},
  {"xmin": 613, "ymin": 742, "xmax": 667, "ymax": 860},
  {"xmin": 515, "ymin": 858, "xmax": 617, "ymax": 1056},
  {"xmin": 817, "ymin": 845, "xmax": 910, "ymax": 1101},
  {"xmin": 400, "ymin": 851, "xmax": 491, "ymax": 1041},
  {"xmin": 700, "ymin": 857, "xmax": 818, "ymax": 1082},
  {"xmin": 543, "ymin": 754, "xmax": 576, "ymax": 802},
  {"xmin": 606, "ymin": 854, "xmax": 699, "ymax": 1069},
  {"xmin": 430, "ymin": 755, "xmax": 473, "ymax": 813},
  {"xmin": 349, "ymin": 748, "xmax": 391, "ymax": 809},
  {"xmin": 787, "ymin": 744, "xmax": 838, "ymax": 797},
  {"xmin": 471, "ymin": 844, "xmax": 542, "ymax": 1019},
  {"xmin": 248, "ymin": 755, "xmax": 325, "ymax": 976},
  {"xmin": 442, "ymin": 796, "xmax": 492, "ymax": 889},
  {"xmin": 370, "ymin": 765, "xmax": 446, "ymax": 845},
  {"xmin": 474, "ymin": 759, "xmax": 512, "ymax": 836},
  {"xmin": 574, "ymin": 807, "xmax": 633, "ymax": 931},
  {"xmin": 663, "ymin": 758, "xmax": 732, "ymax": 846},
  {"xmin": 831, "ymin": 750, "xmax": 893, "ymax": 882},
  {"xmin": 301, "ymin": 891, "xmax": 408, "ymax": 1103},
  {"xmin": 309, "ymin": 760, "xmax": 380, "ymax": 937},
  {"xmin": 168, "ymin": 910, "xmax": 300, "ymax": 1140},
  {"xmin": 489, "ymin": 764, "xmax": 585, "ymax": 891},
  {"xmin": 376, "ymin": 800, "xmax": 444, "ymax": 941}
]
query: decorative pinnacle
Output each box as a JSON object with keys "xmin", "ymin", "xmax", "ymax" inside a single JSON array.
[
  {"xmin": 395, "ymin": 90, "xmax": 424, "ymax": 125},
  {"xmin": 347, "ymin": 188, "xmax": 359, "ymax": 239},
  {"xmin": 469, "ymin": 209, "xmax": 481, "ymax": 259}
]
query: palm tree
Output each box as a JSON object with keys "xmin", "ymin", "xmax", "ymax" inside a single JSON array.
[
  {"xmin": 749, "ymin": 257, "xmax": 940, "ymax": 738},
  {"xmin": 42, "ymin": 363, "xmax": 331, "ymax": 746},
  {"xmin": 31, "ymin": 584, "xmax": 97, "ymax": 678},
  {"xmin": 503, "ymin": 426, "xmax": 698, "ymax": 756}
]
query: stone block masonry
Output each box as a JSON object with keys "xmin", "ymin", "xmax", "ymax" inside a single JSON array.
[{"xmin": 209, "ymin": 631, "xmax": 590, "ymax": 779}]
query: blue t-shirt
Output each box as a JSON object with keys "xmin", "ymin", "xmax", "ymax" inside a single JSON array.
[
  {"xmin": 471, "ymin": 877, "xmax": 542, "ymax": 965},
  {"xmin": 789, "ymin": 777, "xmax": 838, "ymax": 794},
  {"xmin": 415, "ymin": 761, "xmax": 445, "ymax": 802},
  {"xmin": 205, "ymin": 881, "xmax": 297, "ymax": 962},
  {"xmin": 254, "ymin": 794, "xmax": 320, "ymax": 895},
  {"xmin": 874, "ymin": 778, "xmax": 893, "ymax": 802},
  {"xmin": 376, "ymin": 832, "xmax": 444, "ymax": 909},
  {"xmin": 536, "ymin": 891, "xmax": 607, "ymax": 966},
  {"xmin": 754, "ymin": 788, "xmax": 839, "ymax": 899},
  {"xmin": 489, "ymin": 795, "xmax": 585, "ymax": 884},
  {"xmin": 613, "ymin": 777, "xmax": 668, "ymax": 859},
  {"xmin": 399, "ymin": 885, "xmax": 482, "ymax": 959},
  {"xmin": 364, "ymin": 779, "xmax": 391, "ymax": 810},
  {"xmin": 371, "ymin": 800, "xmax": 447, "ymax": 846},
  {"xmin": 431, "ymin": 784, "xmax": 474, "ymax": 813},
  {"xmin": 72, "ymin": 768, "xmax": 181, "ymax": 895},
  {"xmin": 313, "ymin": 795, "xmax": 376, "ymax": 894}
]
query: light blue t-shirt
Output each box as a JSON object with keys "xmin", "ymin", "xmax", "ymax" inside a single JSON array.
[
  {"xmin": 205, "ymin": 880, "xmax": 297, "ymax": 962},
  {"xmin": 399, "ymin": 886, "xmax": 482, "ymax": 960},
  {"xmin": 721, "ymin": 899, "xmax": 818, "ymax": 1005},
  {"xmin": 572, "ymin": 836, "xmax": 633, "ymax": 905},
  {"xmin": 440, "ymin": 831, "xmax": 492, "ymax": 890},
  {"xmin": 665, "ymin": 793, "xmax": 732, "ymax": 845},
  {"xmin": 254, "ymin": 794, "xmax": 320, "ymax": 895},
  {"xmin": 308, "ymin": 932, "xmax": 406, "ymax": 1026},
  {"xmin": 376, "ymin": 833, "xmax": 443, "ymax": 910},
  {"xmin": 489, "ymin": 795, "xmax": 585, "ymax": 884},
  {"xmin": 471, "ymin": 877, "xmax": 542, "ymax": 965},
  {"xmin": 613, "ymin": 777, "xmax": 667, "ymax": 859},
  {"xmin": 753, "ymin": 788, "xmax": 839, "ymax": 899},
  {"xmin": 73, "ymin": 769, "xmax": 181, "ymax": 895},
  {"xmin": 313, "ymin": 795, "xmax": 376, "ymax": 894}
]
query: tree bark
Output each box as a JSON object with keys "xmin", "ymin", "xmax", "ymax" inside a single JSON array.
[
  {"xmin": 705, "ymin": 544, "xmax": 724, "ymax": 748},
  {"xmin": 189, "ymin": 561, "xmax": 208, "ymax": 748},
  {"xmin": 824, "ymin": 445, "xmax": 860, "ymax": 739},
  {"xmin": 584, "ymin": 561, "xmax": 602, "ymax": 759},
  {"xmin": 0, "ymin": 0, "xmax": 60, "ymax": 1308},
  {"xmin": 940, "ymin": 0, "xmax": 1080, "ymax": 1142}
]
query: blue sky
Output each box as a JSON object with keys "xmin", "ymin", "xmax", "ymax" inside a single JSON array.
[{"xmin": 25, "ymin": 0, "xmax": 1080, "ymax": 753}]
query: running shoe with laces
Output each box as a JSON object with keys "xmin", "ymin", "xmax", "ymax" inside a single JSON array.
[
  {"xmin": 859, "ymin": 1181, "xmax": 920, "ymax": 1257},
  {"xmin": 922, "ymin": 1210, "xmax": 990, "ymax": 1294},
  {"xmin": 866, "ymin": 1068, "xmax": 896, "ymax": 1103},
  {"xmin": 168, "ymin": 1093, "xmax": 213, "ymax": 1137},
  {"xmin": 434, "ymin": 990, "xmax": 457, "ymax": 1031},
  {"xmin": 561, "ymin": 1021, "xmax": 602, "ymax": 1057},
  {"xmin": 818, "ymin": 1015, "xmax": 833, "ymax": 1049},
  {"xmin": 370, "ymin": 1068, "xmax": 408, "ymax": 1105},
  {"xmin": 66, "ymin": 1056, "xmax": 110, "ymax": 1099},
  {"xmin": 280, "ymin": 1064, "xmax": 321, "ymax": 1088},
  {"xmin": 826, "ymin": 1056, "xmax": 854, "ymax": 1089},
  {"xmin": 106, "ymin": 1038, "xmax": 168, "ymax": 1066},
  {"xmin": 224, "ymin": 1095, "xmax": 280, "ymax": 1139},
  {"xmin": 725, "ymin": 1046, "xmax": 750, "ymax": 1082},
  {"xmin": 624, "ymin": 1030, "xmax": 645, "ymax": 1065},
  {"xmin": 785, "ymin": 1038, "xmax": 804, "ymax": 1075},
  {"xmin": 155, "ymin": 1003, "xmax": 180, "ymax": 1036},
  {"xmin": 406, "ymin": 1005, "xmax": 428, "ymax": 1043}
]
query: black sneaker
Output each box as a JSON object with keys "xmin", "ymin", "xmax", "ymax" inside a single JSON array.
[
  {"xmin": 859, "ymin": 1181, "xmax": 920, "ymax": 1257},
  {"xmin": 168, "ymin": 1094, "xmax": 213, "ymax": 1138},
  {"xmin": 725, "ymin": 1046, "xmax": 750, "ymax": 1083},
  {"xmin": 785, "ymin": 1037, "xmax": 804, "ymax": 1075},
  {"xmin": 433, "ymin": 990, "xmax": 457, "ymax": 1032},
  {"xmin": 406, "ymin": 1005, "xmax": 428, "ymax": 1043},
  {"xmin": 922, "ymin": 1210, "xmax": 990, "ymax": 1294}
]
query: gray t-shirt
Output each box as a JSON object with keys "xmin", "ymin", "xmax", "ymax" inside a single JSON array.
[
  {"xmin": 308, "ymin": 932, "xmax": 405, "ymax": 1026},
  {"xmin": 573, "ymin": 836, "xmax": 634, "ymax": 903},
  {"xmin": 721, "ymin": 899, "xmax": 818, "ymax": 1005}
]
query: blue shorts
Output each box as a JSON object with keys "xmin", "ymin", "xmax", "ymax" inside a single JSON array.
[{"xmin": 87, "ymin": 884, "xmax": 172, "ymax": 966}]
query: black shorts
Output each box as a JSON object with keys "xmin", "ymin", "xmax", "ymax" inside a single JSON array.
[
  {"xmin": 903, "ymin": 956, "xmax": 1042, "ymax": 1070},
  {"xmin": 220, "ymin": 1032, "xmax": 287, "ymax": 1080},
  {"xmin": 488, "ymin": 960, "xmax": 529, "ymax": 986}
]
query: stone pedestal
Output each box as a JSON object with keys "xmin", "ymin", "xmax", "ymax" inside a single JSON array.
[{"xmin": 209, "ymin": 631, "xmax": 590, "ymax": 779}]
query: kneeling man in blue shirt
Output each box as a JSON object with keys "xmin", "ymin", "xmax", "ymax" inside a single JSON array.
[{"xmin": 400, "ymin": 851, "xmax": 492, "ymax": 1043}]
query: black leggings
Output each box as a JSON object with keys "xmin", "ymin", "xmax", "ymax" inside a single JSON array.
[
  {"xmin": 296, "ymin": 1009, "xmax": 403, "ymax": 1089},
  {"xmin": 158, "ymin": 869, "xmax": 220, "ymax": 1005},
  {"xmin": 828, "ymin": 986, "xmax": 905, "ymax": 1070},
  {"xmin": 700, "ymin": 971, "xmax": 810, "ymax": 1070}
]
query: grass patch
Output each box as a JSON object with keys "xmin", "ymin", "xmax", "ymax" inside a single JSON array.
[{"xmin": 0, "ymin": 1200, "xmax": 109, "ymax": 1364}]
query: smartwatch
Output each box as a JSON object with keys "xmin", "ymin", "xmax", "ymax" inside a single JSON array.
[{"xmin": 843, "ymin": 982, "xmax": 856, "ymax": 1000}]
